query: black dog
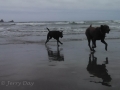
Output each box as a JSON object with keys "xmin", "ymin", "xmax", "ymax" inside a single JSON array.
[
  {"xmin": 85, "ymin": 25, "xmax": 110, "ymax": 51},
  {"xmin": 45, "ymin": 28, "xmax": 63, "ymax": 46}
]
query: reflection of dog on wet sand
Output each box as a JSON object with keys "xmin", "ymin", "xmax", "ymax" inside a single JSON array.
[
  {"xmin": 46, "ymin": 45, "xmax": 64, "ymax": 61},
  {"xmin": 87, "ymin": 52, "xmax": 112, "ymax": 87}
]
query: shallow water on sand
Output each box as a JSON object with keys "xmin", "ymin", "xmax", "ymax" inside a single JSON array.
[{"xmin": 0, "ymin": 40, "xmax": 120, "ymax": 90}]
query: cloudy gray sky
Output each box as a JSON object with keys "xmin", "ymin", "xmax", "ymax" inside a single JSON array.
[{"xmin": 0, "ymin": 0, "xmax": 120, "ymax": 21}]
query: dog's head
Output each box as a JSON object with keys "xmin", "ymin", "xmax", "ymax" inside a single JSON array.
[
  {"xmin": 59, "ymin": 31, "xmax": 63, "ymax": 38},
  {"xmin": 101, "ymin": 25, "xmax": 110, "ymax": 34}
]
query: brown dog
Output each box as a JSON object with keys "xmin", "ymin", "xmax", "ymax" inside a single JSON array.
[{"xmin": 85, "ymin": 25, "xmax": 110, "ymax": 51}]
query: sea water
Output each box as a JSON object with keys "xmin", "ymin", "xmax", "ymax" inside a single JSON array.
[{"xmin": 0, "ymin": 20, "xmax": 120, "ymax": 45}]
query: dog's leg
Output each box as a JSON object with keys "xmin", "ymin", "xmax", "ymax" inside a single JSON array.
[
  {"xmin": 92, "ymin": 42, "xmax": 95, "ymax": 51},
  {"xmin": 105, "ymin": 57, "xmax": 108, "ymax": 64},
  {"xmin": 45, "ymin": 39, "xmax": 50, "ymax": 44},
  {"xmin": 92, "ymin": 40, "xmax": 96, "ymax": 52},
  {"xmin": 91, "ymin": 39, "xmax": 96, "ymax": 52},
  {"xmin": 45, "ymin": 36, "xmax": 52, "ymax": 44},
  {"xmin": 92, "ymin": 39, "xmax": 96, "ymax": 48},
  {"xmin": 89, "ymin": 53, "xmax": 92, "ymax": 64},
  {"xmin": 87, "ymin": 38, "xmax": 93, "ymax": 51},
  {"xmin": 56, "ymin": 39, "xmax": 63, "ymax": 45},
  {"xmin": 101, "ymin": 39, "xmax": 107, "ymax": 51},
  {"xmin": 45, "ymin": 39, "xmax": 48, "ymax": 44},
  {"xmin": 57, "ymin": 41, "xmax": 59, "ymax": 46},
  {"xmin": 59, "ymin": 41, "xmax": 63, "ymax": 45},
  {"xmin": 45, "ymin": 35, "xmax": 49, "ymax": 44},
  {"xmin": 56, "ymin": 39, "xmax": 63, "ymax": 46}
]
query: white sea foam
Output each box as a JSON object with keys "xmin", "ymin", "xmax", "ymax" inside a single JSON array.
[{"xmin": 113, "ymin": 20, "xmax": 120, "ymax": 24}]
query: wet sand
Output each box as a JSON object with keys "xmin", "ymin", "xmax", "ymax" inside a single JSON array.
[{"xmin": 0, "ymin": 39, "xmax": 120, "ymax": 90}]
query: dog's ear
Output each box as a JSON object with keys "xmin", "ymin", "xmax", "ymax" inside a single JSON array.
[
  {"xmin": 101, "ymin": 25, "xmax": 104, "ymax": 28},
  {"xmin": 90, "ymin": 24, "xmax": 92, "ymax": 27},
  {"xmin": 46, "ymin": 27, "xmax": 49, "ymax": 30}
]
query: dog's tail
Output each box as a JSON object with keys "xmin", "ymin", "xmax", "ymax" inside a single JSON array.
[
  {"xmin": 46, "ymin": 27, "xmax": 50, "ymax": 31},
  {"xmin": 90, "ymin": 24, "xmax": 92, "ymax": 27}
]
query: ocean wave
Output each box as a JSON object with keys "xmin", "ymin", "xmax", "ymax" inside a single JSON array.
[
  {"xmin": 96, "ymin": 20, "xmax": 113, "ymax": 24},
  {"xmin": 0, "ymin": 20, "xmax": 119, "ymax": 25},
  {"xmin": 0, "ymin": 27, "xmax": 4, "ymax": 31},
  {"xmin": 0, "ymin": 21, "xmax": 86, "ymax": 26},
  {"xmin": 53, "ymin": 21, "xmax": 69, "ymax": 25},
  {"xmin": 16, "ymin": 22, "xmax": 52, "ymax": 26},
  {"xmin": 113, "ymin": 20, "xmax": 120, "ymax": 24},
  {"xmin": 0, "ymin": 23, "xmax": 16, "ymax": 26},
  {"xmin": 0, "ymin": 20, "xmax": 119, "ymax": 27}
]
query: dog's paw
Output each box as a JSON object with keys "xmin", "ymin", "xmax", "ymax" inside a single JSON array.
[
  {"xmin": 92, "ymin": 46, "xmax": 96, "ymax": 48},
  {"xmin": 105, "ymin": 48, "xmax": 107, "ymax": 51},
  {"xmin": 91, "ymin": 49, "xmax": 95, "ymax": 52},
  {"xmin": 92, "ymin": 46, "xmax": 94, "ymax": 48},
  {"xmin": 105, "ymin": 47, "xmax": 107, "ymax": 51}
]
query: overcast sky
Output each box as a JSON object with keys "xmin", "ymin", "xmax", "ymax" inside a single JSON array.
[{"xmin": 0, "ymin": 0, "xmax": 120, "ymax": 21}]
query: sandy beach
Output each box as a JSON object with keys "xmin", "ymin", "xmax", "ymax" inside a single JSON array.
[{"xmin": 0, "ymin": 38, "xmax": 120, "ymax": 90}]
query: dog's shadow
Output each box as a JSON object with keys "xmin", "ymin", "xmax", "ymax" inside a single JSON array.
[
  {"xmin": 86, "ymin": 52, "xmax": 112, "ymax": 87},
  {"xmin": 45, "ymin": 45, "xmax": 64, "ymax": 61}
]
